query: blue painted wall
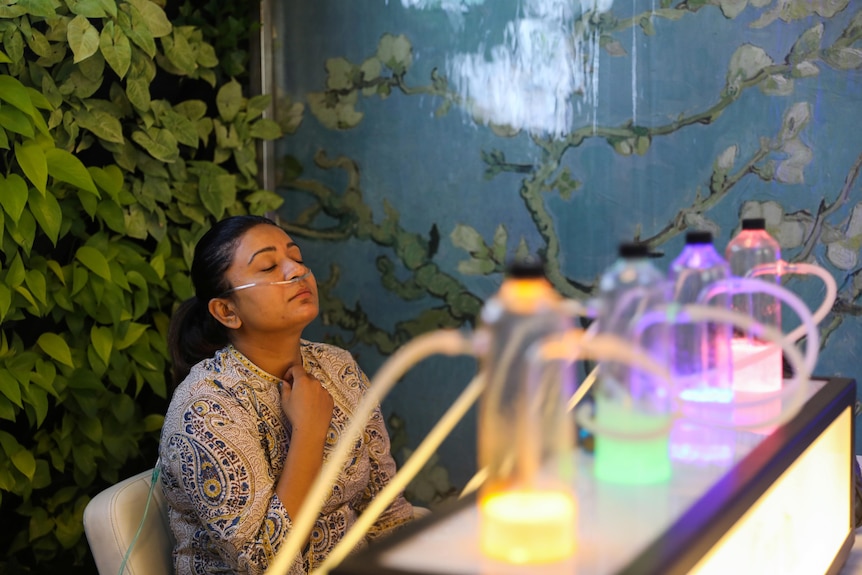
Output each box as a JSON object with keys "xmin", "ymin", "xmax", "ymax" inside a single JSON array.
[{"xmin": 271, "ymin": 0, "xmax": 862, "ymax": 494}]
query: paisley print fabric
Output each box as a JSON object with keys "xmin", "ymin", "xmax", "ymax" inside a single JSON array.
[{"xmin": 159, "ymin": 341, "xmax": 414, "ymax": 574}]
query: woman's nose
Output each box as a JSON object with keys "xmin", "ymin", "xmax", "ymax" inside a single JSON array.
[{"xmin": 282, "ymin": 260, "xmax": 309, "ymax": 281}]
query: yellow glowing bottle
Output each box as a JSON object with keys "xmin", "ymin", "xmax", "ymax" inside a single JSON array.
[{"xmin": 476, "ymin": 257, "xmax": 576, "ymax": 565}]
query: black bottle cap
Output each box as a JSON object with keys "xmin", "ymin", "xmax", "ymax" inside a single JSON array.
[
  {"xmin": 741, "ymin": 218, "xmax": 766, "ymax": 230},
  {"xmin": 685, "ymin": 230, "xmax": 713, "ymax": 244},
  {"xmin": 506, "ymin": 255, "xmax": 546, "ymax": 278},
  {"xmin": 618, "ymin": 242, "xmax": 650, "ymax": 258}
]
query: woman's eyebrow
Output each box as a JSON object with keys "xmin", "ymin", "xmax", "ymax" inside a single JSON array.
[
  {"xmin": 247, "ymin": 242, "xmax": 299, "ymax": 265},
  {"xmin": 248, "ymin": 246, "xmax": 276, "ymax": 264}
]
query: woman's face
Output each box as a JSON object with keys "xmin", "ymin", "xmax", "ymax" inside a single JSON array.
[{"xmin": 218, "ymin": 223, "xmax": 319, "ymax": 334}]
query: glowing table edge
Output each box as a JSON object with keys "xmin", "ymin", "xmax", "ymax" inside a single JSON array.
[{"xmin": 331, "ymin": 376, "xmax": 856, "ymax": 575}]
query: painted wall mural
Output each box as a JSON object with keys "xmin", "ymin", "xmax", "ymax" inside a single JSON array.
[{"xmin": 269, "ymin": 0, "xmax": 862, "ymax": 499}]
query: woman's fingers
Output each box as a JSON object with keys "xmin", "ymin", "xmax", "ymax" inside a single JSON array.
[{"xmin": 280, "ymin": 365, "xmax": 333, "ymax": 435}]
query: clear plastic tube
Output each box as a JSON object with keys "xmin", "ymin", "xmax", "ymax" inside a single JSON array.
[
  {"xmin": 315, "ymin": 373, "xmax": 486, "ymax": 574},
  {"xmin": 698, "ymin": 277, "xmax": 819, "ymax": 376},
  {"xmin": 216, "ymin": 270, "xmax": 313, "ymax": 297},
  {"xmin": 626, "ymin": 304, "xmax": 810, "ymax": 430},
  {"xmin": 540, "ymin": 330, "xmax": 675, "ymax": 441},
  {"xmin": 263, "ymin": 329, "xmax": 472, "ymax": 575},
  {"xmin": 746, "ymin": 261, "xmax": 837, "ymax": 343}
]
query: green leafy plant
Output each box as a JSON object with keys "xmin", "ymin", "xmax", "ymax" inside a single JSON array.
[{"xmin": 0, "ymin": 0, "xmax": 283, "ymax": 570}]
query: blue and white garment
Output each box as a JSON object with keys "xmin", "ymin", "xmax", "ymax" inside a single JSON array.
[{"xmin": 159, "ymin": 341, "xmax": 414, "ymax": 574}]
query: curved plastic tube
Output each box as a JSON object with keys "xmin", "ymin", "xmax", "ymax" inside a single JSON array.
[
  {"xmin": 315, "ymin": 373, "xmax": 486, "ymax": 574},
  {"xmin": 698, "ymin": 277, "xmax": 819, "ymax": 376},
  {"xmin": 746, "ymin": 261, "xmax": 837, "ymax": 343},
  {"xmin": 460, "ymin": 329, "xmax": 669, "ymax": 498},
  {"xmin": 263, "ymin": 329, "xmax": 472, "ymax": 575},
  {"xmin": 541, "ymin": 330, "xmax": 677, "ymax": 441},
  {"xmin": 629, "ymin": 304, "xmax": 810, "ymax": 431}
]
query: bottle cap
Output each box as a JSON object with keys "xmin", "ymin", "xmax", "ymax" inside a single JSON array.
[
  {"xmin": 685, "ymin": 230, "xmax": 713, "ymax": 244},
  {"xmin": 506, "ymin": 255, "xmax": 546, "ymax": 279},
  {"xmin": 618, "ymin": 242, "xmax": 650, "ymax": 258},
  {"xmin": 741, "ymin": 218, "xmax": 766, "ymax": 230}
]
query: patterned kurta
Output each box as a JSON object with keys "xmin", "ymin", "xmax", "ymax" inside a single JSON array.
[{"xmin": 158, "ymin": 342, "xmax": 414, "ymax": 574}]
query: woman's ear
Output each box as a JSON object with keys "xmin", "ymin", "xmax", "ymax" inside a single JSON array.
[{"xmin": 208, "ymin": 297, "xmax": 242, "ymax": 330}]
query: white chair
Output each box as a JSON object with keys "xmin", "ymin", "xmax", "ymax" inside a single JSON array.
[{"xmin": 83, "ymin": 468, "xmax": 174, "ymax": 575}]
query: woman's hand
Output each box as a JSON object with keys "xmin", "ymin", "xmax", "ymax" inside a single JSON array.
[
  {"xmin": 275, "ymin": 364, "xmax": 334, "ymax": 520},
  {"xmin": 280, "ymin": 364, "xmax": 334, "ymax": 438}
]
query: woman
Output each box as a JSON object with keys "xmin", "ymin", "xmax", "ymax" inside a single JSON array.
[{"xmin": 159, "ymin": 215, "xmax": 415, "ymax": 574}]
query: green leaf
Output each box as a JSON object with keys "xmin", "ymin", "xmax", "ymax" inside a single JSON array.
[
  {"xmin": 174, "ymin": 99, "xmax": 207, "ymax": 121},
  {"xmin": 160, "ymin": 110, "xmax": 197, "ymax": 147},
  {"xmin": 78, "ymin": 415, "xmax": 102, "ymax": 442},
  {"xmin": 115, "ymin": 322, "xmax": 147, "ymax": 350},
  {"xmin": 96, "ymin": 200, "xmax": 125, "ymax": 233},
  {"xmin": 67, "ymin": 15, "xmax": 100, "ymax": 63},
  {"xmin": 123, "ymin": 204, "xmax": 147, "ymax": 240},
  {"xmin": 68, "ymin": 0, "xmax": 109, "ymax": 17},
  {"xmin": 25, "ymin": 268, "xmax": 47, "ymax": 306},
  {"xmin": 90, "ymin": 325, "xmax": 112, "ymax": 365},
  {"xmin": 28, "ymin": 188, "xmax": 62, "ymax": 245},
  {"xmin": 29, "ymin": 508, "xmax": 55, "ymax": 541},
  {"xmin": 25, "ymin": 87, "xmax": 53, "ymax": 111},
  {"xmin": 99, "ymin": 21, "xmax": 131, "ymax": 78},
  {"xmin": 216, "ymin": 79, "xmax": 243, "ymax": 122},
  {"xmin": 162, "ymin": 30, "xmax": 197, "ymax": 76},
  {"xmin": 76, "ymin": 108, "xmax": 124, "ymax": 144},
  {"xmin": 247, "ymin": 94, "xmax": 271, "ymax": 119},
  {"xmin": 199, "ymin": 173, "xmax": 235, "ymax": 219},
  {"xmin": 23, "ymin": 385, "xmax": 49, "ymax": 427},
  {"xmin": 75, "ymin": 246, "xmax": 111, "ymax": 280},
  {"xmin": 89, "ymin": 164, "xmax": 124, "ymax": 198},
  {"xmin": 5, "ymin": 253, "xmax": 25, "ymax": 288},
  {"xmin": 245, "ymin": 190, "xmax": 284, "ymax": 214},
  {"xmin": 0, "ymin": 369, "xmax": 23, "ymax": 408},
  {"xmin": 0, "ymin": 395, "xmax": 15, "ymax": 422},
  {"xmin": 0, "ymin": 284, "xmax": 12, "ymax": 321},
  {"xmin": 0, "ymin": 75, "xmax": 37, "ymax": 118},
  {"xmin": 17, "ymin": 0, "xmax": 55, "ymax": 17},
  {"xmin": 128, "ymin": 0, "xmax": 172, "ymax": 37},
  {"xmin": 45, "ymin": 148, "xmax": 99, "ymax": 194},
  {"xmin": 125, "ymin": 74, "xmax": 150, "ymax": 111},
  {"xmin": 0, "ymin": 174, "xmax": 28, "ymax": 222},
  {"xmin": 15, "ymin": 140, "xmax": 48, "ymax": 194},
  {"xmin": 249, "ymin": 118, "xmax": 281, "ymax": 140},
  {"xmin": 131, "ymin": 127, "xmax": 179, "ymax": 163},
  {"xmin": 12, "ymin": 448, "xmax": 36, "ymax": 480},
  {"xmin": 0, "ymin": 105, "xmax": 34, "ymax": 137},
  {"xmin": 36, "ymin": 333, "xmax": 74, "ymax": 368},
  {"xmin": 9, "ymin": 209, "xmax": 36, "ymax": 254}
]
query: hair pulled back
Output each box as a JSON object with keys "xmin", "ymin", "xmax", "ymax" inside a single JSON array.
[{"xmin": 168, "ymin": 215, "xmax": 279, "ymax": 390}]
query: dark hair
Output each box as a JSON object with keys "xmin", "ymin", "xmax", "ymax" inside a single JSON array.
[{"xmin": 168, "ymin": 215, "xmax": 279, "ymax": 389}]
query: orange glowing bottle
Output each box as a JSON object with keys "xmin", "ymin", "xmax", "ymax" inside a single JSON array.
[{"xmin": 476, "ymin": 257, "xmax": 576, "ymax": 565}]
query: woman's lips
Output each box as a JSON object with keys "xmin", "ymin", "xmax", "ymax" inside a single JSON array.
[{"xmin": 290, "ymin": 286, "xmax": 312, "ymax": 300}]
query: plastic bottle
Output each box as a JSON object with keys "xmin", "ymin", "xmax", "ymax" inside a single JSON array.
[
  {"xmin": 725, "ymin": 218, "xmax": 783, "ymax": 393},
  {"xmin": 592, "ymin": 243, "xmax": 672, "ymax": 484},
  {"xmin": 668, "ymin": 231, "xmax": 734, "ymax": 464},
  {"xmin": 476, "ymin": 257, "xmax": 576, "ymax": 564},
  {"xmin": 668, "ymin": 231, "xmax": 733, "ymax": 398}
]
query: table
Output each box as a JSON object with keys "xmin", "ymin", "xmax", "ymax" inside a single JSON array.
[{"xmin": 334, "ymin": 377, "xmax": 856, "ymax": 575}]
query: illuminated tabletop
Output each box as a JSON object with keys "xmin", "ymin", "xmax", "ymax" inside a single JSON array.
[{"xmin": 334, "ymin": 377, "xmax": 856, "ymax": 575}]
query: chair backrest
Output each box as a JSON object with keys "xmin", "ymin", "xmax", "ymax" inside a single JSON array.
[{"xmin": 83, "ymin": 468, "xmax": 175, "ymax": 575}]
